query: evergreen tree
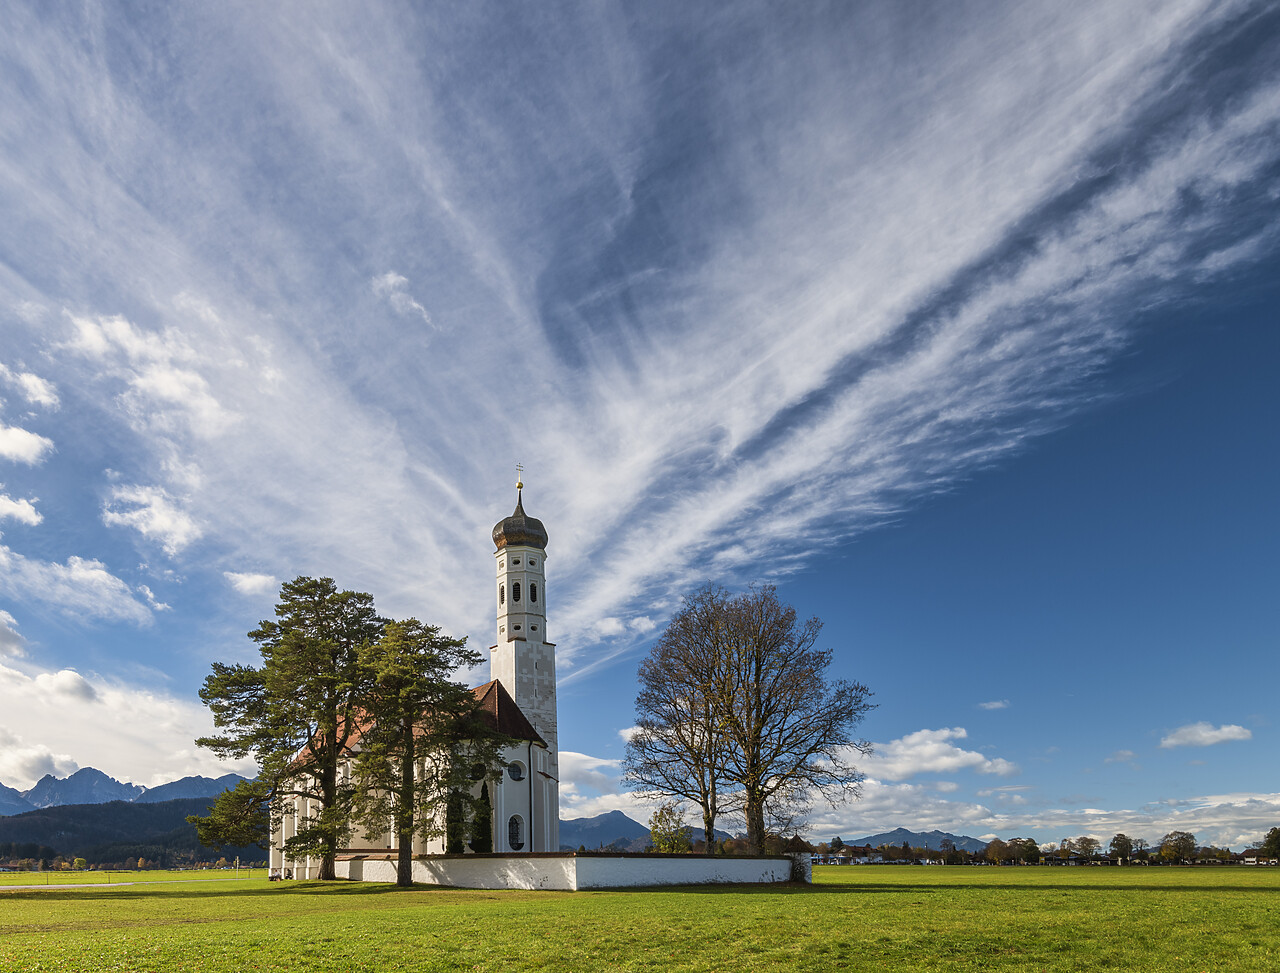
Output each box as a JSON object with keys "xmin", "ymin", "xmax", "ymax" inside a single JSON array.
[
  {"xmin": 470, "ymin": 783, "xmax": 493, "ymax": 853},
  {"xmin": 445, "ymin": 791, "xmax": 466, "ymax": 855},
  {"xmin": 194, "ymin": 577, "xmax": 384, "ymax": 880},
  {"xmin": 349, "ymin": 618, "xmax": 508, "ymax": 885}
]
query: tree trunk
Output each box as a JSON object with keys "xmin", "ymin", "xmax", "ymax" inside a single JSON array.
[
  {"xmin": 702, "ymin": 808, "xmax": 717, "ymax": 856},
  {"xmin": 319, "ymin": 740, "xmax": 339, "ymax": 880},
  {"xmin": 396, "ymin": 723, "xmax": 416, "ymax": 887},
  {"xmin": 744, "ymin": 791, "xmax": 766, "ymax": 856}
]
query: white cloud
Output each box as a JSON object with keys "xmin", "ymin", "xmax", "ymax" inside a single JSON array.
[
  {"xmin": 372, "ymin": 272, "xmax": 433, "ymax": 326},
  {"xmin": 224, "ymin": 571, "xmax": 277, "ymax": 595},
  {"xmin": 557, "ymin": 750, "xmax": 653, "ymax": 820},
  {"xmin": 592, "ymin": 617, "xmax": 626, "ymax": 638},
  {"xmin": 33, "ymin": 668, "xmax": 99, "ymax": 702},
  {"xmin": 0, "ymin": 662, "xmax": 254, "ymax": 790},
  {"xmin": 808, "ymin": 779, "xmax": 1280, "ymax": 851},
  {"xmin": 0, "ymin": 726, "xmax": 78, "ymax": 790},
  {"xmin": 1159, "ymin": 722, "xmax": 1252, "ymax": 749},
  {"xmin": 978, "ymin": 700, "xmax": 1010, "ymax": 711},
  {"xmin": 138, "ymin": 584, "xmax": 171, "ymax": 612},
  {"xmin": 13, "ymin": 302, "xmax": 48, "ymax": 325},
  {"xmin": 0, "ymin": 491, "xmax": 41, "ymax": 525},
  {"xmin": 1105, "ymin": 749, "xmax": 1138, "ymax": 764},
  {"xmin": 62, "ymin": 312, "xmax": 233, "ymax": 438},
  {"xmin": 0, "ymin": 543, "xmax": 153, "ymax": 625},
  {"xmin": 0, "ymin": 609, "xmax": 25, "ymax": 657},
  {"xmin": 863, "ymin": 727, "xmax": 1019, "ymax": 781},
  {"xmin": 102, "ymin": 484, "xmax": 202, "ymax": 556},
  {"xmin": 0, "ymin": 423, "xmax": 54, "ymax": 464},
  {"xmin": 0, "ymin": 363, "xmax": 60, "ymax": 409}
]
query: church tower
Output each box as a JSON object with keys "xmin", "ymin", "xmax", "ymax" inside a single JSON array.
[{"xmin": 490, "ymin": 477, "xmax": 558, "ymax": 847}]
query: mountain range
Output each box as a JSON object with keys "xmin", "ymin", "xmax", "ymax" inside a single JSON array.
[
  {"xmin": 2, "ymin": 769, "xmax": 991, "ymax": 855},
  {"xmin": 559, "ymin": 809, "xmax": 733, "ymax": 852},
  {"xmin": 846, "ymin": 828, "xmax": 989, "ymax": 854},
  {"xmin": 0, "ymin": 768, "xmax": 250, "ymax": 815}
]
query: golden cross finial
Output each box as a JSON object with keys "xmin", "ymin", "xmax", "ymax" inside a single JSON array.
[{"xmin": 515, "ymin": 462, "xmax": 524, "ymax": 490}]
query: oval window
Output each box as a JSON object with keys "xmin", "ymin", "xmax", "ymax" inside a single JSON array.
[
  {"xmin": 507, "ymin": 762, "xmax": 525, "ymax": 781},
  {"xmin": 499, "ymin": 583, "xmax": 505, "ymax": 606},
  {"xmin": 530, "ymin": 582, "xmax": 538, "ymax": 603},
  {"xmin": 508, "ymin": 815, "xmax": 524, "ymax": 852},
  {"xmin": 469, "ymin": 763, "xmax": 485, "ymax": 781},
  {"xmin": 513, "ymin": 582, "xmax": 521, "ymax": 603},
  {"xmin": 513, "ymin": 558, "xmax": 521, "ymax": 565}
]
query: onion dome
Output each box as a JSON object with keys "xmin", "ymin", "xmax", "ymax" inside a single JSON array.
[{"xmin": 492, "ymin": 487, "xmax": 548, "ymax": 551}]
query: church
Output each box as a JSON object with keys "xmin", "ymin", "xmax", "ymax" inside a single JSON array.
[{"xmin": 270, "ymin": 482, "xmax": 561, "ymax": 877}]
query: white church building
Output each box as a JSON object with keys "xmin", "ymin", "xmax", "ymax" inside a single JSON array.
[{"xmin": 270, "ymin": 484, "xmax": 561, "ymax": 877}]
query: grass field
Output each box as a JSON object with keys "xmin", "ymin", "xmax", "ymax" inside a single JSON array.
[
  {"xmin": 1, "ymin": 865, "xmax": 1276, "ymax": 972},
  {"xmin": 0, "ymin": 869, "xmax": 259, "ymax": 887}
]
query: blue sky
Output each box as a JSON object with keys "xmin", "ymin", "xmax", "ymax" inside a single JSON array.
[{"xmin": 1, "ymin": 1, "xmax": 1276, "ymax": 848}]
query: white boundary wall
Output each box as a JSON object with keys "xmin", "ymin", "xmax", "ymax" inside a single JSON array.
[{"xmin": 338, "ymin": 854, "xmax": 804, "ymax": 890}]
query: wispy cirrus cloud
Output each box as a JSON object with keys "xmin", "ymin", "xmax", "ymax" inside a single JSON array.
[
  {"xmin": 1160, "ymin": 722, "xmax": 1253, "ymax": 749},
  {"xmin": 0, "ymin": 4, "xmax": 1275, "ymax": 699},
  {"xmin": 371, "ymin": 272, "xmax": 432, "ymax": 327},
  {"xmin": 979, "ymin": 700, "xmax": 1010, "ymax": 711}
]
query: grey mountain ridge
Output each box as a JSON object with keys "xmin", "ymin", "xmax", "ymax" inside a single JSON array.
[
  {"xmin": 134, "ymin": 773, "xmax": 248, "ymax": 803},
  {"xmin": 846, "ymin": 827, "xmax": 989, "ymax": 854},
  {"xmin": 0, "ymin": 782, "xmax": 33, "ymax": 816},
  {"xmin": 2, "ymin": 769, "xmax": 250, "ymax": 814},
  {"xmin": 22, "ymin": 768, "xmax": 145, "ymax": 808},
  {"xmin": 558, "ymin": 810, "xmax": 733, "ymax": 851}
]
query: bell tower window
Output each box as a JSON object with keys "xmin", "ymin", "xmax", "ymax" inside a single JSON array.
[
  {"xmin": 499, "ymin": 583, "xmax": 505, "ymax": 606},
  {"xmin": 530, "ymin": 582, "xmax": 538, "ymax": 604},
  {"xmin": 513, "ymin": 582, "xmax": 521, "ymax": 603}
]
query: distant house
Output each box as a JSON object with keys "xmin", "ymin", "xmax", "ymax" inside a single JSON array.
[{"xmin": 1242, "ymin": 849, "xmax": 1278, "ymax": 865}]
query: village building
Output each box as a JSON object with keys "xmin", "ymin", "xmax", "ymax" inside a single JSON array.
[{"xmin": 270, "ymin": 482, "xmax": 561, "ymax": 877}]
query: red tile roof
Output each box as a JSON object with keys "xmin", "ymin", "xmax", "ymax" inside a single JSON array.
[{"xmin": 472, "ymin": 679, "xmax": 547, "ymax": 747}]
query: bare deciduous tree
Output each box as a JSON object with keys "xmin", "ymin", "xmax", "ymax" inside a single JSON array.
[
  {"xmin": 625, "ymin": 583, "xmax": 874, "ymax": 856},
  {"xmin": 623, "ymin": 585, "xmax": 732, "ymax": 854}
]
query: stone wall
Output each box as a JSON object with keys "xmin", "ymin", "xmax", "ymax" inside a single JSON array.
[{"xmin": 335, "ymin": 853, "xmax": 803, "ymax": 890}]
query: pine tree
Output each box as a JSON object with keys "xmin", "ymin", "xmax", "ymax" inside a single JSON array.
[
  {"xmin": 470, "ymin": 782, "xmax": 493, "ymax": 854},
  {"xmin": 194, "ymin": 577, "xmax": 384, "ymax": 880},
  {"xmin": 349, "ymin": 618, "xmax": 508, "ymax": 885}
]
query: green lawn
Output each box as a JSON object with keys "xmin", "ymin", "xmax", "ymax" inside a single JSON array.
[
  {"xmin": 0, "ymin": 869, "xmax": 257, "ymax": 887},
  {"xmin": 1, "ymin": 865, "xmax": 1276, "ymax": 972}
]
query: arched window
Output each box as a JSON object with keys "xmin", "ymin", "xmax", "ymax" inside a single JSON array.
[
  {"xmin": 530, "ymin": 582, "xmax": 538, "ymax": 603},
  {"xmin": 508, "ymin": 815, "xmax": 524, "ymax": 851},
  {"xmin": 513, "ymin": 582, "xmax": 521, "ymax": 603},
  {"xmin": 499, "ymin": 583, "xmax": 505, "ymax": 606}
]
